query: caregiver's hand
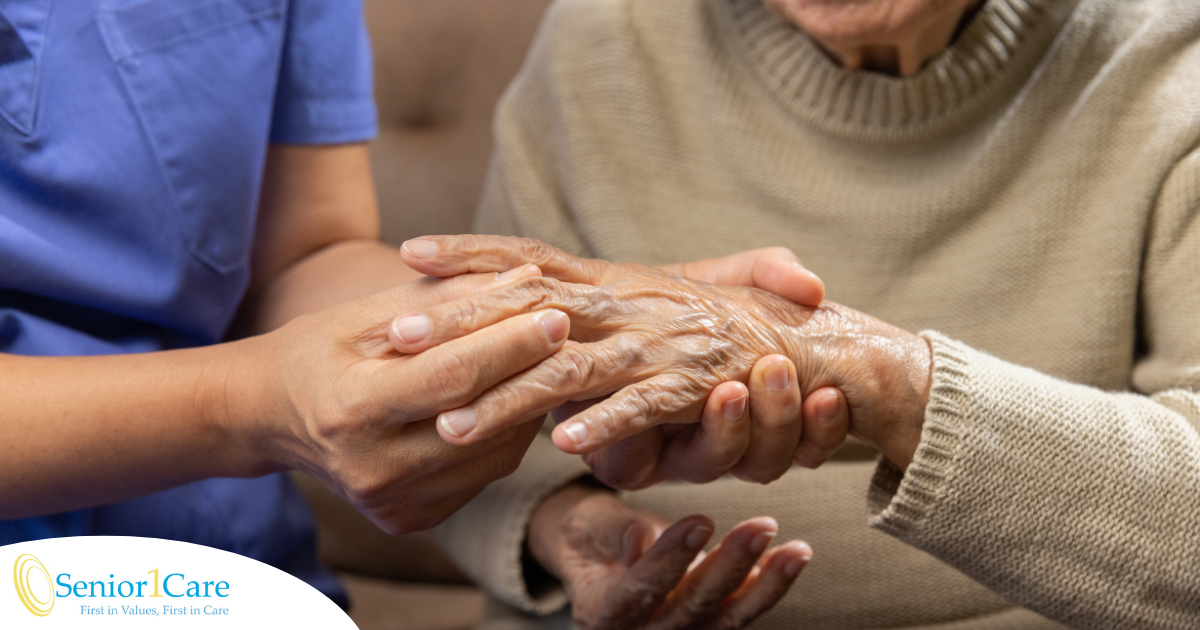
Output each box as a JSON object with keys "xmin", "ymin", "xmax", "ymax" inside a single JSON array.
[
  {"xmin": 399, "ymin": 235, "xmax": 932, "ymax": 472},
  {"xmin": 528, "ymin": 484, "xmax": 812, "ymax": 630},
  {"xmin": 227, "ymin": 265, "xmax": 569, "ymax": 534},
  {"xmin": 576, "ymin": 358, "xmax": 851, "ymax": 489}
]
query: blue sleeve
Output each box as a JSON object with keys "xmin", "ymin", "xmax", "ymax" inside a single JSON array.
[{"xmin": 269, "ymin": 0, "xmax": 377, "ymax": 144}]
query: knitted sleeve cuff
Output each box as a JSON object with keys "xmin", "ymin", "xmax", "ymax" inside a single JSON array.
[
  {"xmin": 864, "ymin": 331, "xmax": 1200, "ymax": 627},
  {"xmin": 867, "ymin": 330, "xmax": 970, "ymax": 535},
  {"xmin": 432, "ymin": 432, "xmax": 591, "ymax": 615}
]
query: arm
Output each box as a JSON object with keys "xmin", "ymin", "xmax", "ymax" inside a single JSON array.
[
  {"xmin": 235, "ymin": 142, "xmax": 420, "ymax": 333},
  {"xmin": 0, "ymin": 144, "xmax": 564, "ymax": 534},
  {"xmin": 866, "ymin": 152, "xmax": 1200, "ymax": 628},
  {"xmin": 408, "ymin": 225, "xmax": 1200, "ymax": 627}
]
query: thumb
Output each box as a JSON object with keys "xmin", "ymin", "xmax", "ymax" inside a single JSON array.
[{"xmin": 665, "ymin": 247, "xmax": 825, "ymax": 307}]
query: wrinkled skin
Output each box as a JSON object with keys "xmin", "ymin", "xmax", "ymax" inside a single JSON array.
[
  {"xmin": 763, "ymin": 0, "xmax": 981, "ymax": 77},
  {"xmin": 397, "ymin": 235, "xmax": 931, "ymax": 473},
  {"xmin": 526, "ymin": 485, "xmax": 812, "ymax": 630},
  {"xmin": 572, "ymin": 356, "xmax": 851, "ymax": 489}
]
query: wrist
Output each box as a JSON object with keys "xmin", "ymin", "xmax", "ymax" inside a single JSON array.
[
  {"xmin": 202, "ymin": 332, "xmax": 291, "ymax": 478},
  {"xmin": 527, "ymin": 482, "xmax": 611, "ymax": 579},
  {"xmin": 784, "ymin": 303, "xmax": 932, "ymax": 470},
  {"xmin": 871, "ymin": 331, "xmax": 932, "ymax": 470}
]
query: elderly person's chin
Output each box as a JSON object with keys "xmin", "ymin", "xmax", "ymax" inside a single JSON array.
[{"xmin": 762, "ymin": 0, "xmax": 982, "ymax": 77}]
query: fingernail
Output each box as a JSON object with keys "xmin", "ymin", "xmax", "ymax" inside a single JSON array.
[
  {"xmin": 562, "ymin": 422, "xmax": 588, "ymax": 447},
  {"xmin": 750, "ymin": 531, "xmax": 777, "ymax": 554},
  {"xmin": 439, "ymin": 408, "xmax": 478, "ymax": 438},
  {"xmin": 816, "ymin": 392, "xmax": 841, "ymax": 424},
  {"xmin": 402, "ymin": 238, "xmax": 438, "ymax": 258},
  {"xmin": 722, "ymin": 394, "xmax": 747, "ymax": 421},
  {"xmin": 685, "ymin": 526, "xmax": 713, "ymax": 551},
  {"xmin": 497, "ymin": 264, "xmax": 530, "ymax": 281},
  {"xmin": 540, "ymin": 309, "xmax": 570, "ymax": 343},
  {"xmin": 392, "ymin": 315, "xmax": 431, "ymax": 344},
  {"xmin": 765, "ymin": 363, "xmax": 790, "ymax": 392}
]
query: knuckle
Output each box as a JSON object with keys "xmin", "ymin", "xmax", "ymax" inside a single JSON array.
[
  {"xmin": 510, "ymin": 276, "xmax": 565, "ymax": 309},
  {"xmin": 625, "ymin": 385, "xmax": 665, "ymax": 421},
  {"xmin": 448, "ymin": 299, "xmax": 482, "ymax": 333},
  {"xmin": 765, "ymin": 245, "xmax": 796, "ymax": 260},
  {"xmin": 518, "ymin": 237, "xmax": 560, "ymax": 267},
  {"xmin": 553, "ymin": 345, "xmax": 600, "ymax": 387},
  {"xmin": 323, "ymin": 374, "xmax": 377, "ymax": 441},
  {"xmin": 676, "ymin": 592, "xmax": 718, "ymax": 624},
  {"xmin": 342, "ymin": 473, "xmax": 390, "ymax": 511},
  {"xmin": 425, "ymin": 346, "xmax": 477, "ymax": 404},
  {"xmin": 479, "ymin": 382, "xmax": 524, "ymax": 420}
]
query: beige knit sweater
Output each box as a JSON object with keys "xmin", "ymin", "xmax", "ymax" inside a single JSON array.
[{"xmin": 432, "ymin": 0, "xmax": 1200, "ymax": 628}]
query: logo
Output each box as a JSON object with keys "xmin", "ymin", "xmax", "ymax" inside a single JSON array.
[
  {"xmin": 3, "ymin": 537, "xmax": 356, "ymax": 628},
  {"xmin": 13, "ymin": 554, "xmax": 54, "ymax": 617}
]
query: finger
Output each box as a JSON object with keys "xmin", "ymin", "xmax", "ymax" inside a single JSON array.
[
  {"xmin": 401, "ymin": 235, "xmax": 616, "ymax": 284},
  {"xmin": 390, "ymin": 275, "xmax": 595, "ymax": 354},
  {"xmin": 659, "ymin": 517, "xmax": 780, "ymax": 628},
  {"xmin": 550, "ymin": 372, "xmax": 708, "ymax": 454},
  {"xmin": 597, "ymin": 515, "xmax": 715, "ymax": 629},
  {"xmin": 376, "ymin": 261, "xmax": 547, "ymax": 319},
  {"xmin": 700, "ymin": 541, "xmax": 812, "ymax": 630},
  {"xmin": 439, "ymin": 338, "xmax": 667, "ymax": 447},
  {"xmin": 793, "ymin": 387, "xmax": 850, "ymax": 469},
  {"xmin": 657, "ymin": 381, "xmax": 753, "ymax": 484},
  {"xmin": 372, "ymin": 308, "xmax": 571, "ymax": 422},
  {"xmin": 730, "ymin": 356, "xmax": 803, "ymax": 484},
  {"xmin": 662, "ymin": 247, "xmax": 824, "ymax": 307}
]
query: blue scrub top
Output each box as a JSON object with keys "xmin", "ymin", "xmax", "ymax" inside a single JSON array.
[{"xmin": 0, "ymin": 0, "xmax": 377, "ymax": 607}]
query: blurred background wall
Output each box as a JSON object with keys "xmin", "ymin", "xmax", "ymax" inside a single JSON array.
[{"xmin": 367, "ymin": 0, "xmax": 555, "ymax": 245}]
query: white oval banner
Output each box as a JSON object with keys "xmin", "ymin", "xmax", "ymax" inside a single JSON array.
[{"xmin": 1, "ymin": 537, "xmax": 355, "ymax": 629}]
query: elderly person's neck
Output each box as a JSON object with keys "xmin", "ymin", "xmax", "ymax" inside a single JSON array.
[{"xmin": 764, "ymin": 0, "xmax": 983, "ymax": 77}]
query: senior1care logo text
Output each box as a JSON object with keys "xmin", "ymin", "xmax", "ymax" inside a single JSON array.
[{"xmin": 3, "ymin": 537, "xmax": 354, "ymax": 629}]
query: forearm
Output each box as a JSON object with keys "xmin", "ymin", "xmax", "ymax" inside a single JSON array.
[
  {"xmin": 0, "ymin": 338, "xmax": 273, "ymax": 518},
  {"xmin": 236, "ymin": 239, "xmax": 422, "ymax": 335},
  {"xmin": 870, "ymin": 333, "xmax": 1200, "ymax": 628}
]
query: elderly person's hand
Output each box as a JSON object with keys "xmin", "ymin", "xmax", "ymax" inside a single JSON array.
[
  {"xmin": 397, "ymin": 235, "xmax": 930, "ymax": 473},
  {"xmin": 527, "ymin": 483, "xmax": 812, "ymax": 630},
  {"xmin": 567, "ymin": 359, "xmax": 851, "ymax": 489},
  {"xmin": 234, "ymin": 264, "xmax": 571, "ymax": 534},
  {"xmin": 551, "ymin": 247, "xmax": 849, "ymax": 487},
  {"xmin": 400, "ymin": 238, "xmax": 846, "ymax": 486}
]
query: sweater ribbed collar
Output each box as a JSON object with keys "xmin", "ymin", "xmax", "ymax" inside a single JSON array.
[{"xmin": 712, "ymin": 0, "xmax": 1080, "ymax": 143}]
